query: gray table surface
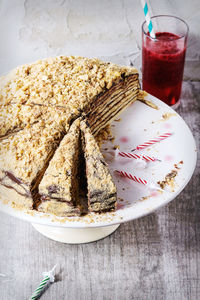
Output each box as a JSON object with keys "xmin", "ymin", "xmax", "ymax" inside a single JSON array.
[{"xmin": 0, "ymin": 76, "xmax": 199, "ymax": 300}]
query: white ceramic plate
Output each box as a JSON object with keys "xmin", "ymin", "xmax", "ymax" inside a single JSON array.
[{"xmin": 0, "ymin": 94, "xmax": 197, "ymax": 228}]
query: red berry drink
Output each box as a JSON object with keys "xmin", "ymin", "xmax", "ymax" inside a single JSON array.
[
  {"xmin": 142, "ymin": 16, "xmax": 188, "ymax": 107},
  {"xmin": 142, "ymin": 32, "xmax": 186, "ymax": 106}
]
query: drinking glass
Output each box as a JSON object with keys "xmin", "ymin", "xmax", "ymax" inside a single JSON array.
[{"xmin": 142, "ymin": 15, "xmax": 189, "ymax": 108}]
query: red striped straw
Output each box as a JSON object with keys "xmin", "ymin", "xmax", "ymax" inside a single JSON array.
[
  {"xmin": 131, "ymin": 132, "xmax": 173, "ymax": 151},
  {"xmin": 118, "ymin": 151, "xmax": 159, "ymax": 162}
]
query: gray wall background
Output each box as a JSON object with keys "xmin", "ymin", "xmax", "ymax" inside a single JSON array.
[{"xmin": 0, "ymin": 0, "xmax": 199, "ymax": 78}]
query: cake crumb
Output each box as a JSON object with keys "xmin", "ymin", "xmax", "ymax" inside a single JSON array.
[
  {"xmin": 137, "ymin": 90, "xmax": 159, "ymax": 110},
  {"xmin": 95, "ymin": 124, "xmax": 112, "ymax": 147},
  {"xmin": 114, "ymin": 118, "xmax": 121, "ymax": 122},
  {"xmin": 174, "ymin": 160, "xmax": 183, "ymax": 169},
  {"xmin": 162, "ymin": 112, "xmax": 176, "ymax": 121},
  {"xmin": 113, "ymin": 145, "xmax": 119, "ymax": 150},
  {"xmin": 158, "ymin": 170, "xmax": 178, "ymax": 191},
  {"xmin": 140, "ymin": 196, "xmax": 149, "ymax": 201}
]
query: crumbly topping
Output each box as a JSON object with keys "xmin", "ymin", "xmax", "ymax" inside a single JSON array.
[
  {"xmin": 0, "ymin": 119, "xmax": 67, "ymax": 184},
  {"xmin": 0, "ymin": 56, "xmax": 138, "ymax": 110},
  {"xmin": 0, "ymin": 102, "xmax": 79, "ymax": 139}
]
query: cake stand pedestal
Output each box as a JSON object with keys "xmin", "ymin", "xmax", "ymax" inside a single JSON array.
[{"xmin": 32, "ymin": 223, "xmax": 120, "ymax": 244}]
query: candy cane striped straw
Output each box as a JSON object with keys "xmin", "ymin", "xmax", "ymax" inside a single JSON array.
[
  {"xmin": 115, "ymin": 170, "xmax": 164, "ymax": 191},
  {"xmin": 118, "ymin": 151, "xmax": 160, "ymax": 162},
  {"xmin": 29, "ymin": 264, "xmax": 57, "ymax": 300},
  {"xmin": 141, "ymin": 0, "xmax": 156, "ymax": 38},
  {"xmin": 132, "ymin": 133, "xmax": 173, "ymax": 151}
]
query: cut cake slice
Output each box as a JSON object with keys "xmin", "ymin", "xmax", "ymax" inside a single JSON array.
[
  {"xmin": 80, "ymin": 120, "xmax": 117, "ymax": 212},
  {"xmin": 38, "ymin": 119, "xmax": 82, "ymax": 216}
]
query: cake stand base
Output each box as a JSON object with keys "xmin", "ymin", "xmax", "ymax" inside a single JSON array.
[{"xmin": 32, "ymin": 223, "xmax": 120, "ymax": 244}]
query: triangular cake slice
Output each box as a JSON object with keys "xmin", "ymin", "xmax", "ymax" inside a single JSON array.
[
  {"xmin": 38, "ymin": 119, "xmax": 81, "ymax": 216},
  {"xmin": 80, "ymin": 121, "xmax": 117, "ymax": 212},
  {"xmin": 0, "ymin": 119, "xmax": 67, "ymax": 209}
]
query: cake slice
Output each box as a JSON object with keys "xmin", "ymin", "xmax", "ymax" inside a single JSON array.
[
  {"xmin": 80, "ymin": 121, "xmax": 117, "ymax": 212},
  {"xmin": 0, "ymin": 120, "xmax": 67, "ymax": 209},
  {"xmin": 38, "ymin": 119, "xmax": 82, "ymax": 216}
]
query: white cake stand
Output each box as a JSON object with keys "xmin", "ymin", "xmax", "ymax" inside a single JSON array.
[{"xmin": 0, "ymin": 94, "xmax": 197, "ymax": 243}]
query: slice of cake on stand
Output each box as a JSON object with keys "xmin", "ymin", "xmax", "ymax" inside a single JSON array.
[
  {"xmin": 80, "ymin": 120, "xmax": 117, "ymax": 213},
  {"xmin": 38, "ymin": 119, "xmax": 81, "ymax": 217}
]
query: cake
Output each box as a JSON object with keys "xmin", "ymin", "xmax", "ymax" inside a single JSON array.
[
  {"xmin": 0, "ymin": 55, "xmax": 139, "ymax": 216},
  {"xmin": 80, "ymin": 121, "xmax": 117, "ymax": 212}
]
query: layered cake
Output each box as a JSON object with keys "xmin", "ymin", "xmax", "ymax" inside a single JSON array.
[{"xmin": 0, "ymin": 55, "xmax": 139, "ymax": 216}]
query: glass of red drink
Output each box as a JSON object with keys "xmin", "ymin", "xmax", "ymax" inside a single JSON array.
[{"xmin": 142, "ymin": 15, "xmax": 189, "ymax": 108}]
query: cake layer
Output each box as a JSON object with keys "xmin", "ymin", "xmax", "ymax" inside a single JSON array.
[
  {"xmin": 90, "ymin": 196, "xmax": 116, "ymax": 212},
  {"xmin": 92, "ymin": 88, "xmax": 138, "ymax": 136},
  {"xmin": 84, "ymin": 74, "xmax": 138, "ymax": 113},
  {"xmin": 86, "ymin": 77, "xmax": 139, "ymax": 135},
  {"xmin": 80, "ymin": 121, "xmax": 117, "ymax": 212},
  {"xmin": 38, "ymin": 119, "xmax": 81, "ymax": 216},
  {"xmin": 37, "ymin": 200, "xmax": 80, "ymax": 217}
]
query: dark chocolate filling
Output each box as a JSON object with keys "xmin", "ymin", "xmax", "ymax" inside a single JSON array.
[
  {"xmin": 40, "ymin": 195, "xmax": 75, "ymax": 206},
  {"xmin": 0, "ymin": 171, "xmax": 31, "ymax": 197},
  {"xmin": 47, "ymin": 184, "xmax": 60, "ymax": 195}
]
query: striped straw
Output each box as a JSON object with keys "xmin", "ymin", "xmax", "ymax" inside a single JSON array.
[
  {"xmin": 29, "ymin": 265, "xmax": 57, "ymax": 300},
  {"xmin": 141, "ymin": 0, "xmax": 156, "ymax": 38}
]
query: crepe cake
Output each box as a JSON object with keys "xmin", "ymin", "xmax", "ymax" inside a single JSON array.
[
  {"xmin": 0, "ymin": 55, "xmax": 140, "ymax": 215},
  {"xmin": 0, "ymin": 119, "xmax": 67, "ymax": 209},
  {"xmin": 38, "ymin": 119, "xmax": 81, "ymax": 217},
  {"xmin": 80, "ymin": 121, "xmax": 117, "ymax": 212},
  {"xmin": 0, "ymin": 56, "xmax": 139, "ymax": 138}
]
